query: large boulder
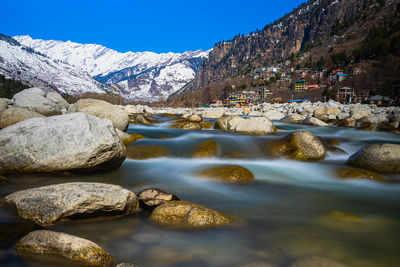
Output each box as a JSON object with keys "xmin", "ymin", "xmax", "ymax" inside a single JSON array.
[
  {"xmin": 201, "ymin": 108, "xmax": 225, "ymax": 119},
  {"xmin": 68, "ymin": 99, "xmax": 129, "ymax": 131},
  {"xmin": 235, "ymin": 117, "xmax": 276, "ymax": 135},
  {"xmin": 299, "ymin": 117, "xmax": 330, "ymax": 127},
  {"xmin": 336, "ymin": 117, "xmax": 357, "ymax": 127},
  {"xmin": 13, "ymin": 87, "xmax": 61, "ymax": 116},
  {"xmin": 198, "ymin": 165, "xmax": 254, "ymax": 183},
  {"xmin": 272, "ymin": 130, "xmax": 326, "ymax": 161},
  {"xmin": 46, "ymin": 92, "xmax": 69, "ymax": 110},
  {"xmin": 0, "ymin": 98, "xmax": 7, "ymax": 115},
  {"xmin": 16, "ymin": 230, "xmax": 114, "ymax": 266},
  {"xmin": 279, "ymin": 114, "xmax": 305, "ymax": 124},
  {"xmin": 150, "ymin": 201, "xmax": 230, "ymax": 228},
  {"xmin": 214, "ymin": 115, "xmax": 244, "ymax": 131},
  {"xmin": 0, "ymin": 108, "xmax": 44, "ymax": 129},
  {"xmin": 347, "ymin": 144, "xmax": 400, "ymax": 173},
  {"xmin": 263, "ymin": 109, "xmax": 285, "ymax": 120},
  {"xmin": 314, "ymin": 107, "xmax": 341, "ymax": 119},
  {"xmin": 4, "ymin": 182, "xmax": 139, "ymax": 226},
  {"xmin": 0, "ymin": 113, "xmax": 126, "ymax": 173}
]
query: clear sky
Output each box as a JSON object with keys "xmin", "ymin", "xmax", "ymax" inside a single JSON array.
[{"xmin": 3, "ymin": 0, "xmax": 305, "ymax": 53}]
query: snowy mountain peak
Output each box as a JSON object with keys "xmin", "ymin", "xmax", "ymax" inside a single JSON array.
[{"xmin": 13, "ymin": 35, "xmax": 210, "ymax": 101}]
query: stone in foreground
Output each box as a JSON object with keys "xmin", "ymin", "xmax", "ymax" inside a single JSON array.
[
  {"xmin": 192, "ymin": 140, "xmax": 218, "ymax": 158},
  {"xmin": 0, "ymin": 107, "xmax": 44, "ymax": 129},
  {"xmin": 16, "ymin": 230, "xmax": 114, "ymax": 266},
  {"xmin": 150, "ymin": 200, "xmax": 230, "ymax": 228},
  {"xmin": 199, "ymin": 165, "xmax": 254, "ymax": 183},
  {"xmin": 138, "ymin": 188, "xmax": 179, "ymax": 209},
  {"xmin": 4, "ymin": 182, "xmax": 139, "ymax": 226},
  {"xmin": 273, "ymin": 130, "xmax": 326, "ymax": 161},
  {"xmin": 336, "ymin": 167, "xmax": 385, "ymax": 182},
  {"xmin": 347, "ymin": 143, "xmax": 400, "ymax": 173},
  {"xmin": 0, "ymin": 113, "xmax": 126, "ymax": 173}
]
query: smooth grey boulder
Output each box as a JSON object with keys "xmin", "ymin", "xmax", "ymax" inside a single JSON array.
[
  {"xmin": 68, "ymin": 99, "xmax": 129, "ymax": 131},
  {"xmin": 0, "ymin": 113, "xmax": 126, "ymax": 173},
  {"xmin": 201, "ymin": 108, "xmax": 225, "ymax": 119},
  {"xmin": 16, "ymin": 230, "xmax": 114, "ymax": 266},
  {"xmin": 279, "ymin": 114, "xmax": 305, "ymax": 124},
  {"xmin": 214, "ymin": 115, "xmax": 244, "ymax": 131},
  {"xmin": 187, "ymin": 114, "xmax": 202, "ymax": 122},
  {"xmin": 46, "ymin": 92, "xmax": 69, "ymax": 110},
  {"xmin": 5, "ymin": 182, "xmax": 139, "ymax": 226},
  {"xmin": 347, "ymin": 143, "xmax": 400, "ymax": 173},
  {"xmin": 13, "ymin": 87, "xmax": 61, "ymax": 116},
  {"xmin": 1, "ymin": 98, "xmax": 13, "ymax": 105},
  {"xmin": 0, "ymin": 108, "xmax": 44, "ymax": 129},
  {"xmin": 235, "ymin": 117, "xmax": 276, "ymax": 135},
  {"xmin": 0, "ymin": 98, "xmax": 7, "ymax": 115},
  {"xmin": 300, "ymin": 117, "xmax": 330, "ymax": 127},
  {"xmin": 263, "ymin": 109, "xmax": 285, "ymax": 120}
]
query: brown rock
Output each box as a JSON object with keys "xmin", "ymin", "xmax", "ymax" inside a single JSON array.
[
  {"xmin": 198, "ymin": 165, "xmax": 254, "ymax": 183},
  {"xmin": 0, "ymin": 108, "xmax": 44, "ymax": 129},
  {"xmin": 336, "ymin": 167, "xmax": 385, "ymax": 182},
  {"xmin": 126, "ymin": 144, "xmax": 168, "ymax": 160},
  {"xmin": 192, "ymin": 140, "xmax": 218, "ymax": 158},
  {"xmin": 150, "ymin": 200, "xmax": 230, "ymax": 228},
  {"xmin": 138, "ymin": 188, "xmax": 179, "ymax": 209}
]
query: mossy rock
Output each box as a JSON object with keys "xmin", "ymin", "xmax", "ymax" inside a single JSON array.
[
  {"xmin": 16, "ymin": 230, "xmax": 114, "ymax": 266},
  {"xmin": 198, "ymin": 165, "xmax": 254, "ymax": 183},
  {"xmin": 192, "ymin": 140, "xmax": 218, "ymax": 158},
  {"xmin": 126, "ymin": 144, "xmax": 168, "ymax": 160},
  {"xmin": 272, "ymin": 130, "xmax": 326, "ymax": 161},
  {"xmin": 336, "ymin": 167, "xmax": 385, "ymax": 182},
  {"xmin": 199, "ymin": 121, "xmax": 213, "ymax": 129},
  {"xmin": 150, "ymin": 200, "xmax": 231, "ymax": 228},
  {"xmin": 169, "ymin": 122, "xmax": 201, "ymax": 130},
  {"xmin": 160, "ymin": 113, "xmax": 180, "ymax": 118}
]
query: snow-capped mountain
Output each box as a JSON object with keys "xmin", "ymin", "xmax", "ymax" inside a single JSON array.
[
  {"xmin": 14, "ymin": 35, "xmax": 210, "ymax": 101},
  {"xmin": 0, "ymin": 34, "xmax": 114, "ymax": 95}
]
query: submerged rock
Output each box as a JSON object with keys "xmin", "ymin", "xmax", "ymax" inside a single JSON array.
[
  {"xmin": 192, "ymin": 140, "xmax": 218, "ymax": 158},
  {"xmin": 198, "ymin": 165, "xmax": 254, "ymax": 183},
  {"xmin": 138, "ymin": 188, "xmax": 179, "ymax": 209},
  {"xmin": 150, "ymin": 200, "xmax": 230, "ymax": 228},
  {"xmin": 289, "ymin": 256, "xmax": 347, "ymax": 267},
  {"xmin": 214, "ymin": 115, "xmax": 244, "ymax": 131},
  {"xmin": 0, "ymin": 113, "xmax": 126, "ymax": 173},
  {"xmin": 235, "ymin": 117, "xmax": 276, "ymax": 135},
  {"xmin": 0, "ymin": 107, "xmax": 44, "ymax": 129},
  {"xmin": 13, "ymin": 87, "xmax": 61, "ymax": 116},
  {"xmin": 335, "ymin": 167, "xmax": 385, "ymax": 182},
  {"xmin": 272, "ymin": 130, "xmax": 326, "ymax": 161},
  {"xmin": 199, "ymin": 120, "xmax": 213, "ymax": 129},
  {"xmin": 68, "ymin": 99, "xmax": 129, "ymax": 131},
  {"xmin": 187, "ymin": 114, "xmax": 203, "ymax": 122},
  {"xmin": 170, "ymin": 121, "xmax": 201, "ymax": 130},
  {"xmin": 130, "ymin": 114, "xmax": 151, "ymax": 124},
  {"xmin": 347, "ymin": 143, "xmax": 400, "ymax": 173},
  {"xmin": 126, "ymin": 144, "xmax": 168, "ymax": 160},
  {"xmin": 16, "ymin": 230, "xmax": 114, "ymax": 266},
  {"xmin": 4, "ymin": 182, "xmax": 139, "ymax": 226}
]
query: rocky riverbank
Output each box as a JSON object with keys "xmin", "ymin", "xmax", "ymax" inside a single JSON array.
[{"xmin": 1, "ymin": 88, "xmax": 400, "ymax": 266}]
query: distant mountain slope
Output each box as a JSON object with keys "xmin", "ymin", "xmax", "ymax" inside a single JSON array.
[
  {"xmin": 170, "ymin": 0, "xmax": 400, "ymax": 105},
  {"xmin": 14, "ymin": 35, "xmax": 210, "ymax": 101},
  {"xmin": 0, "ymin": 34, "xmax": 114, "ymax": 96}
]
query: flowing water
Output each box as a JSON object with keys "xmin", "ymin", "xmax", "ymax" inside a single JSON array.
[{"xmin": 1, "ymin": 115, "xmax": 400, "ymax": 267}]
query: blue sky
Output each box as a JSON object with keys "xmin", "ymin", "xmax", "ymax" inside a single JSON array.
[{"xmin": 3, "ymin": 0, "xmax": 305, "ymax": 53}]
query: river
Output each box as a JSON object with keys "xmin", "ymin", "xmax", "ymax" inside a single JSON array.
[{"xmin": 1, "ymin": 115, "xmax": 400, "ymax": 267}]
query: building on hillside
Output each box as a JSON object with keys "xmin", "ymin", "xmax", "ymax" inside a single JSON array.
[
  {"xmin": 294, "ymin": 79, "xmax": 307, "ymax": 92},
  {"xmin": 336, "ymin": 87, "xmax": 354, "ymax": 103},
  {"xmin": 367, "ymin": 95, "xmax": 393, "ymax": 106},
  {"xmin": 307, "ymin": 84, "xmax": 319, "ymax": 90},
  {"xmin": 337, "ymin": 73, "xmax": 349, "ymax": 82}
]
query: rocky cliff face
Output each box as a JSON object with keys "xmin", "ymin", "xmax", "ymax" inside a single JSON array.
[{"xmin": 191, "ymin": 0, "xmax": 392, "ymax": 90}]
